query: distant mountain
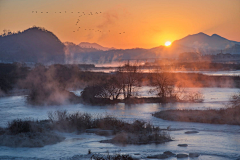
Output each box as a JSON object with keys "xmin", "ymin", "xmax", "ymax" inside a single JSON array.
[
  {"xmin": 148, "ymin": 33, "xmax": 240, "ymax": 58},
  {"xmin": 172, "ymin": 32, "xmax": 240, "ymax": 53},
  {"xmin": 64, "ymin": 42, "xmax": 99, "ymax": 63},
  {"xmin": 65, "ymin": 43, "xmax": 158, "ymax": 64},
  {"xmin": 64, "ymin": 42, "xmax": 98, "ymax": 53},
  {"xmin": 1, "ymin": 26, "xmax": 240, "ymax": 64},
  {"xmin": 0, "ymin": 27, "xmax": 65, "ymax": 63},
  {"xmin": 78, "ymin": 42, "xmax": 115, "ymax": 51},
  {"xmin": 149, "ymin": 44, "xmax": 196, "ymax": 58},
  {"xmin": 65, "ymin": 32, "xmax": 240, "ymax": 64}
]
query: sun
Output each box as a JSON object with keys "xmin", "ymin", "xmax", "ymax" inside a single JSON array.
[{"xmin": 165, "ymin": 41, "xmax": 172, "ymax": 47}]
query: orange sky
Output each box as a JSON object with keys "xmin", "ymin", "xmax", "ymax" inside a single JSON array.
[{"xmin": 0, "ymin": 0, "xmax": 239, "ymax": 49}]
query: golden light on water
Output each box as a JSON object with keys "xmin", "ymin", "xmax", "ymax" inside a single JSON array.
[{"xmin": 165, "ymin": 41, "xmax": 172, "ymax": 47}]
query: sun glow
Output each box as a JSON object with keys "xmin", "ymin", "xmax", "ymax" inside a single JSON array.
[{"xmin": 165, "ymin": 41, "xmax": 172, "ymax": 47}]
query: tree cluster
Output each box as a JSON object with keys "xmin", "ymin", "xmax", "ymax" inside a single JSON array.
[{"xmin": 81, "ymin": 63, "xmax": 143, "ymax": 104}]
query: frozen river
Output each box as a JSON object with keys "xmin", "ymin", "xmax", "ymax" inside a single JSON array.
[{"xmin": 0, "ymin": 88, "xmax": 240, "ymax": 160}]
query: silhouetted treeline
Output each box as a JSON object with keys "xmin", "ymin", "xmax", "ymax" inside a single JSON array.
[
  {"xmin": 147, "ymin": 72, "xmax": 240, "ymax": 88},
  {"xmin": 81, "ymin": 64, "xmax": 143, "ymax": 104},
  {"xmin": 0, "ymin": 63, "xmax": 29, "ymax": 93},
  {"xmin": 20, "ymin": 64, "xmax": 108, "ymax": 105},
  {"xmin": 1, "ymin": 63, "xmax": 240, "ymax": 92},
  {"xmin": 148, "ymin": 61, "xmax": 240, "ymax": 71},
  {"xmin": 173, "ymin": 62, "xmax": 240, "ymax": 70},
  {"xmin": 1, "ymin": 63, "xmax": 240, "ymax": 105},
  {"xmin": 81, "ymin": 69, "xmax": 240, "ymax": 104}
]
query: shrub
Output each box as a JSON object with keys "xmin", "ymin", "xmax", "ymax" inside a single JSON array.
[
  {"xmin": 8, "ymin": 119, "xmax": 32, "ymax": 134},
  {"xmin": 7, "ymin": 119, "xmax": 42, "ymax": 135},
  {"xmin": 48, "ymin": 110, "xmax": 172, "ymax": 144},
  {"xmin": 91, "ymin": 153, "xmax": 133, "ymax": 160},
  {"xmin": 180, "ymin": 91, "xmax": 204, "ymax": 102}
]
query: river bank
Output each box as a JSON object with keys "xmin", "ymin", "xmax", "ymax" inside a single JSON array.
[
  {"xmin": 0, "ymin": 87, "xmax": 239, "ymax": 159},
  {"xmin": 153, "ymin": 105, "xmax": 240, "ymax": 125}
]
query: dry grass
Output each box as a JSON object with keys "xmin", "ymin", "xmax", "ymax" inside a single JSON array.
[
  {"xmin": 1, "ymin": 111, "xmax": 171, "ymax": 147},
  {"xmin": 104, "ymin": 131, "xmax": 170, "ymax": 144},
  {"xmin": 90, "ymin": 153, "xmax": 134, "ymax": 160},
  {"xmin": 0, "ymin": 119, "xmax": 64, "ymax": 147},
  {"xmin": 153, "ymin": 106, "xmax": 240, "ymax": 125},
  {"xmin": 48, "ymin": 110, "xmax": 172, "ymax": 144}
]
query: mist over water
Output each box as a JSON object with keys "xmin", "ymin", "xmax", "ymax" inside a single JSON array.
[
  {"xmin": 1, "ymin": 0, "xmax": 240, "ymax": 159},
  {"xmin": 0, "ymin": 87, "xmax": 240, "ymax": 160}
]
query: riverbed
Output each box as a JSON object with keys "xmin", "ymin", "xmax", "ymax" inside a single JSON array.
[{"xmin": 0, "ymin": 88, "xmax": 239, "ymax": 160}]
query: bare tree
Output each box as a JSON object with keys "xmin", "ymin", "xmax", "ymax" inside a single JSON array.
[
  {"xmin": 116, "ymin": 63, "xmax": 142, "ymax": 99},
  {"xmin": 149, "ymin": 68, "xmax": 175, "ymax": 99},
  {"xmin": 103, "ymin": 76, "xmax": 123, "ymax": 100},
  {"xmin": 93, "ymin": 76, "xmax": 123, "ymax": 100},
  {"xmin": 81, "ymin": 75, "xmax": 123, "ymax": 102},
  {"xmin": 149, "ymin": 69, "xmax": 204, "ymax": 102}
]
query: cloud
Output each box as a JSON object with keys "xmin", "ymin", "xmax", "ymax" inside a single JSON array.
[
  {"xmin": 97, "ymin": 11, "xmax": 119, "ymax": 29},
  {"xmin": 97, "ymin": 5, "xmax": 130, "ymax": 29},
  {"xmin": 96, "ymin": 6, "xmax": 131, "ymax": 41}
]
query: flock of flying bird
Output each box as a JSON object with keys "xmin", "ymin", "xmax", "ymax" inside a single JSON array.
[
  {"xmin": 32, "ymin": 11, "xmax": 126, "ymax": 35},
  {"xmin": 32, "ymin": 11, "xmax": 101, "ymax": 14}
]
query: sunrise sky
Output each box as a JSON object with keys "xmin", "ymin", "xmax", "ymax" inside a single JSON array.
[{"xmin": 0, "ymin": 0, "xmax": 239, "ymax": 49}]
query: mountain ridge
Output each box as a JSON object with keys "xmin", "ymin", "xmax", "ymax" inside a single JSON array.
[
  {"xmin": 172, "ymin": 32, "xmax": 240, "ymax": 50},
  {"xmin": 0, "ymin": 27, "xmax": 239, "ymax": 64}
]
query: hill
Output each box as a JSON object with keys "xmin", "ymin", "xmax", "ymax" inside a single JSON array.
[
  {"xmin": 0, "ymin": 27, "xmax": 65, "ymax": 64},
  {"xmin": 172, "ymin": 32, "xmax": 240, "ymax": 54}
]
